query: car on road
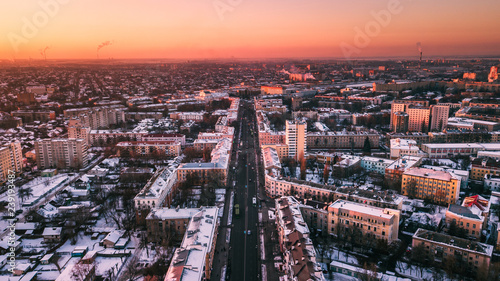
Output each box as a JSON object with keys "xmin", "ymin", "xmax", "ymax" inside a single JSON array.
[
  {"xmin": 247, "ymin": 230, "xmax": 251, "ymax": 235},
  {"xmin": 252, "ymin": 197, "xmax": 257, "ymax": 206}
]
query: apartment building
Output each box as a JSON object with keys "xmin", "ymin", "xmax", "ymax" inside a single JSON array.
[
  {"xmin": 361, "ymin": 156, "xmax": 395, "ymax": 175},
  {"xmin": 258, "ymin": 131, "xmax": 286, "ymax": 146},
  {"xmin": 307, "ymin": 131, "xmax": 379, "ymax": 150},
  {"xmin": 260, "ymin": 85, "xmax": 284, "ymax": 95},
  {"xmin": 265, "ymin": 174, "xmax": 334, "ymax": 201},
  {"xmin": 177, "ymin": 138, "xmax": 231, "ymax": 185},
  {"xmin": 328, "ymin": 199, "xmax": 400, "ymax": 243},
  {"xmin": 261, "ymin": 144, "xmax": 288, "ymax": 160},
  {"xmin": 407, "ymin": 106, "xmax": 431, "ymax": 132},
  {"xmin": 134, "ymin": 166, "xmax": 178, "ymax": 223},
  {"xmin": 0, "ymin": 141, "xmax": 23, "ymax": 182},
  {"xmin": 265, "ymin": 175, "xmax": 404, "ymax": 210},
  {"xmin": 286, "ymin": 120, "xmax": 307, "ymax": 161},
  {"xmin": 470, "ymin": 157, "xmax": 500, "ymax": 181},
  {"xmin": 412, "ymin": 228, "xmax": 493, "ymax": 276},
  {"xmin": 390, "ymin": 101, "xmax": 448, "ymax": 132},
  {"xmin": 116, "ymin": 141, "xmax": 181, "ymax": 158},
  {"xmin": 421, "ymin": 143, "xmax": 484, "ymax": 159},
  {"xmin": 193, "ymin": 139, "xmax": 219, "ymax": 152},
  {"xmin": 64, "ymin": 106, "xmax": 126, "ymax": 129},
  {"xmin": 11, "ymin": 110, "xmax": 55, "ymax": 123},
  {"xmin": 390, "ymin": 138, "xmax": 424, "ymax": 159},
  {"xmin": 392, "ymin": 111, "xmax": 409, "ymax": 133},
  {"xmin": 164, "ymin": 207, "xmax": 219, "ymax": 281},
  {"xmin": 146, "ymin": 207, "xmax": 200, "ymax": 244},
  {"xmin": 430, "ymin": 105, "xmax": 449, "ymax": 131},
  {"xmin": 170, "ymin": 111, "xmax": 205, "ymax": 122},
  {"xmin": 300, "ymin": 200, "xmax": 329, "ymax": 234},
  {"xmin": 275, "ymin": 196, "xmax": 325, "ymax": 281},
  {"xmin": 262, "ymin": 147, "xmax": 282, "ymax": 177},
  {"xmin": 402, "ymin": 167, "xmax": 460, "ymax": 205},
  {"xmin": 35, "ymin": 138, "xmax": 88, "ymax": 170},
  {"xmin": 445, "ymin": 195, "xmax": 490, "ymax": 240},
  {"xmin": 143, "ymin": 133, "xmax": 186, "ymax": 146},
  {"xmin": 390, "ymin": 100, "xmax": 429, "ymax": 128},
  {"xmin": 67, "ymin": 119, "xmax": 91, "ymax": 145},
  {"xmin": 89, "ymin": 130, "xmax": 147, "ymax": 146},
  {"xmin": 385, "ymin": 156, "xmax": 422, "ymax": 182}
]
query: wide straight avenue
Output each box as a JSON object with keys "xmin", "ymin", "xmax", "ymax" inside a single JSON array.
[{"xmin": 229, "ymin": 102, "xmax": 260, "ymax": 281}]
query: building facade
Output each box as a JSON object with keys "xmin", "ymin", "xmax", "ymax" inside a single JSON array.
[
  {"xmin": 286, "ymin": 120, "xmax": 307, "ymax": 161},
  {"xmin": 402, "ymin": 167, "xmax": 460, "ymax": 205},
  {"xmin": 328, "ymin": 199, "xmax": 400, "ymax": 243},
  {"xmin": 35, "ymin": 138, "xmax": 88, "ymax": 170},
  {"xmin": 412, "ymin": 228, "xmax": 493, "ymax": 277},
  {"xmin": 0, "ymin": 141, "xmax": 23, "ymax": 182}
]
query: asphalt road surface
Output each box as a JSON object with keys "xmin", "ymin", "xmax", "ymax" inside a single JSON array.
[{"xmin": 229, "ymin": 102, "xmax": 260, "ymax": 281}]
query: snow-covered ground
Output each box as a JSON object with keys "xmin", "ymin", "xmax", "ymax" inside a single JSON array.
[
  {"xmin": 20, "ymin": 174, "xmax": 70, "ymax": 206},
  {"xmin": 395, "ymin": 261, "xmax": 434, "ymax": 280}
]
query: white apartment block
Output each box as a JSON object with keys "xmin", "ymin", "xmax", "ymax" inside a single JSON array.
[{"xmin": 361, "ymin": 156, "xmax": 395, "ymax": 175}]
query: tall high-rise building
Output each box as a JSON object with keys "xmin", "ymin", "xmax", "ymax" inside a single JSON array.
[
  {"xmin": 390, "ymin": 102, "xmax": 407, "ymax": 127},
  {"xmin": 392, "ymin": 111, "xmax": 409, "ymax": 133},
  {"xmin": 67, "ymin": 119, "xmax": 91, "ymax": 145},
  {"xmin": 407, "ymin": 106, "xmax": 431, "ymax": 132},
  {"xmin": 285, "ymin": 120, "xmax": 307, "ymax": 161},
  {"xmin": 0, "ymin": 141, "xmax": 23, "ymax": 182},
  {"xmin": 35, "ymin": 138, "xmax": 88, "ymax": 170},
  {"xmin": 430, "ymin": 105, "xmax": 449, "ymax": 131},
  {"xmin": 391, "ymin": 100, "xmax": 449, "ymax": 133}
]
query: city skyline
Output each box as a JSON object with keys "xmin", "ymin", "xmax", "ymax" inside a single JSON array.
[{"xmin": 1, "ymin": 0, "xmax": 500, "ymax": 60}]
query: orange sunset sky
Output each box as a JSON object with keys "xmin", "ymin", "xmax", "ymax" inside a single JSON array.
[{"xmin": 1, "ymin": 0, "xmax": 499, "ymax": 60}]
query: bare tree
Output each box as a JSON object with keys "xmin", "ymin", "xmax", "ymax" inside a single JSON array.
[
  {"xmin": 71, "ymin": 260, "xmax": 96, "ymax": 281},
  {"xmin": 121, "ymin": 255, "xmax": 141, "ymax": 281}
]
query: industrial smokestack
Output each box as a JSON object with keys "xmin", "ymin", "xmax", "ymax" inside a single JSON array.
[{"xmin": 416, "ymin": 42, "xmax": 422, "ymax": 69}]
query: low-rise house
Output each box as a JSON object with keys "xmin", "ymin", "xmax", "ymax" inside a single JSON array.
[
  {"xmin": 101, "ymin": 230, "xmax": 126, "ymax": 248},
  {"xmin": 42, "ymin": 227, "xmax": 62, "ymax": 244}
]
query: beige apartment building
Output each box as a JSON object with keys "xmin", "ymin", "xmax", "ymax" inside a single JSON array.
[
  {"xmin": 146, "ymin": 207, "xmax": 200, "ymax": 243},
  {"xmin": 67, "ymin": 119, "xmax": 91, "ymax": 145},
  {"xmin": 445, "ymin": 195, "xmax": 490, "ymax": 240},
  {"xmin": 0, "ymin": 141, "xmax": 23, "ymax": 182},
  {"xmin": 328, "ymin": 200, "xmax": 400, "ymax": 243},
  {"xmin": 285, "ymin": 120, "xmax": 307, "ymax": 161},
  {"xmin": 35, "ymin": 138, "xmax": 88, "ymax": 170},
  {"xmin": 430, "ymin": 105, "xmax": 450, "ymax": 131},
  {"xmin": 306, "ymin": 131, "xmax": 379, "ymax": 150},
  {"xmin": 261, "ymin": 144, "xmax": 289, "ymax": 160},
  {"xmin": 412, "ymin": 228, "xmax": 493, "ymax": 277},
  {"xmin": 407, "ymin": 106, "xmax": 431, "ymax": 132},
  {"xmin": 402, "ymin": 167, "xmax": 460, "ymax": 205},
  {"xmin": 116, "ymin": 141, "xmax": 181, "ymax": 158}
]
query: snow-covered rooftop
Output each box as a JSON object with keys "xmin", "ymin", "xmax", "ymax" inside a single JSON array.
[{"xmin": 164, "ymin": 206, "xmax": 218, "ymax": 281}]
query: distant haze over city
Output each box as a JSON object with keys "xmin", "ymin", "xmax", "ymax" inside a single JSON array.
[{"xmin": 1, "ymin": 0, "xmax": 500, "ymax": 60}]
